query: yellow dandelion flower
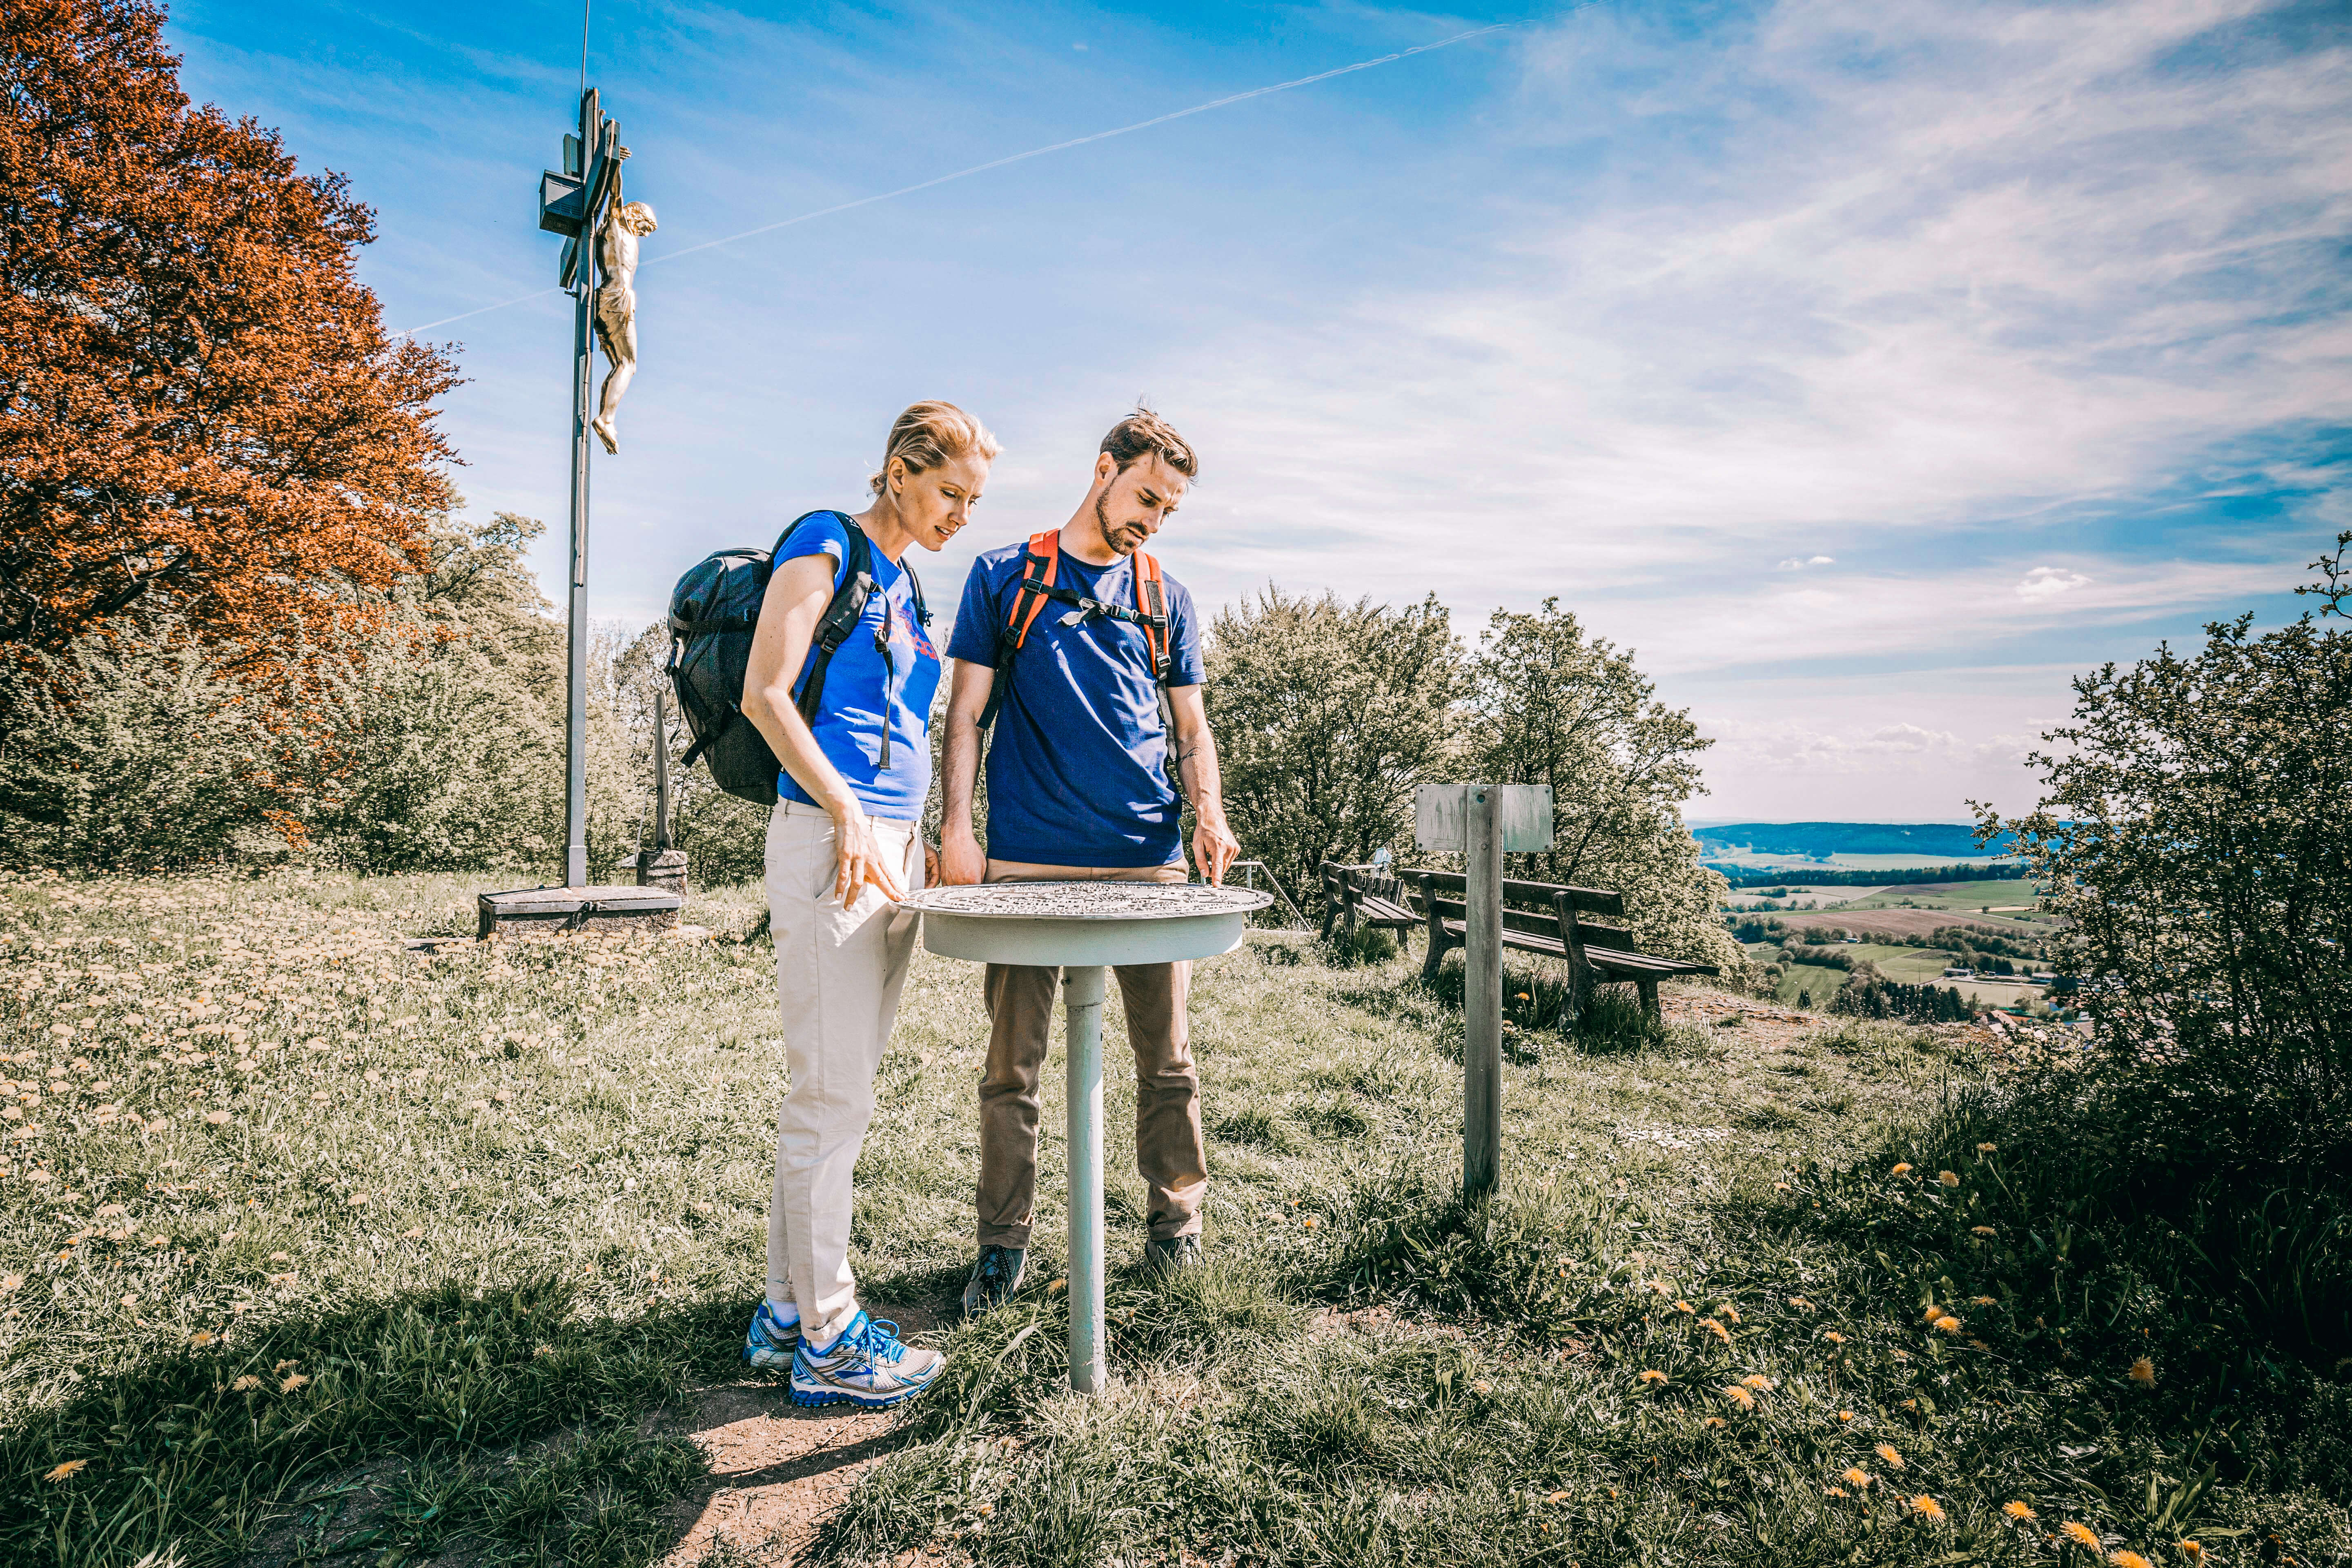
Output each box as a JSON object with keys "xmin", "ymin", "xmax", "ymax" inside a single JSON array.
[
  {"xmin": 1545, "ymin": 1490, "xmax": 1568, "ymax": 1504},
  {"xmin": 1875, "ymin": 1443, "xmax": 1904, "ymax": 1469},
  {"xmin": 1703, "ymin": 1416, "xmax": 1725, "ymax": 1428},
  {"xmin": 1722, "ymin": 1385, "xmax": 1755, "ymax": 1410},
  {"xmin": 45, "ymin": 1460, "xmax": 89, "ymax": 1481},
  {"xmin": 1910, "ymin": 1494, "xmax": 1946, "ymax": 1522},
  {"xmin": 1933, "ymin": 1315, "xmax": 1963, "ymax": 1335},
  {"xmin": 1842, "ymin": 1468, "xmax": 1873, "ymax": 1489},
  {"xmin": 1673, "ymin": 1299, "xmax": 1695, "ymax": 1314},
  {"xmin": 1741, "ymin": 1374, "xmax": 1773, "ymax": 1391},
  {"xmin": 1720, "ymin": 1304, "xmax": 1742, "ymax": 1323},
  {"xmin": 1788, "ymin": 1296, "xmax": 1814, "ymax": 1310},
  {"xmin": 280, "ymin": 1373, "xmax": 309, "ymax": 1392},
  {"xmin": 231, "ymin": 1374, "xmax": 261, "ymax": 1392},
  {"xmin": 2004, "ymin": 1501, "xmax": 2037, "ymax": 1521},
  {"xmin": 1836, "ymin": 1410, "xmax": 1855, "ymax": 1421},
  {"xmin": 1891, "ymin": 1163, "xmax": 1913, "ymax": 1176},
  {"xmin": 1977, "ymin": 1142, "xmax": 1997, "ymax": 1153},
  {"xmin": 1824, "ymin": 1330, "xmax": 1846, "ymax": 1344},
  {"xmin": 1938, "ymin": 1171, "xmax": 1960, "ymax": 1187},
  {"xmin": 2178, "ymin": 1542, "xmax": 2203, "ymax": 1561},
  {"xmin": 1972, "ymin": 1295, "xmax": 1998, "ymax": 1306},
  {"xmin": 1972, "ymin": 1225, "xmax": 1998, "ymax": 1236},
  {"xmin": 2127, "ymin": 1357, "xmax": 2155, "ymax": 1386},
  {"xmin": 2061, "ymin": 1522, "xmax": 2102, "ymax": 1549},
  {"xmin": 1825, "ymin": 1486, "xmax": 1849, "ymax": 1498},
  {"xmin": 1637, "ymin": 1369, "xmax": 1668, "ymax": 1386},
  {"xmin": 1470, "ymin": 1378, "xmax": 1493, "ymax": 1394},
  {"xmin": 2108, "ymin": 1553, "xmax": 2152, "ymax": 1568},
  {"xmin": 1701, "ymin": 1318, "xmax": 1731, "ymax": 1343}
]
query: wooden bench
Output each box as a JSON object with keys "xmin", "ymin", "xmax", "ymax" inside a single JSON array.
[
  {"xmin": 1319, "ymin": 862, "xmax": 1422, "ymax": 952},
  {"xmin": 1404, "ymin": 868, "xmax": 1718, "ymax": 1019}
]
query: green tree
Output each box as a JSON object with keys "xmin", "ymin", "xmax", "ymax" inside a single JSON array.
[
  {"xmin": 1979, "ymin": 535, "xmax": 2352, "ymax": 1166},
  {"xmin": 1468, "ymin": 599, "xmax": 1739, "ymax": 973},
  {"xmin": 1204, "ymin": 588, "xmax": 1465, "ymax": 906},
  {"xmin": 0, "ymin": 610, "xmax": 276, "ymax": 869}
]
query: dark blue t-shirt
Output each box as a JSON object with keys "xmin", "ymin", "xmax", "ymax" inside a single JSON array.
[
  {"xmin": 946, "ymin": 540, "xmax": 1205, "ymax": 868},
  {"xmin": 774, "ymin": 512, "xmax": 941, "ymax": 823}
]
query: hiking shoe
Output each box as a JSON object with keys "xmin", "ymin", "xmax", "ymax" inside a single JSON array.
[
  {"xmin": 961, "ymin": 1245, "xmax": 1027, "ymax": 1318},
  {"xmin": 741, "ymin": 1298, "xmax": 801, "ymax": 1372},
  {"xmin": 789, "ymin": 1311, "xmax": 944, "ymax": 1409},
  {"xmin": 1144, "ymin": 1234, "xmax": 1204, "ymax": 1274}
]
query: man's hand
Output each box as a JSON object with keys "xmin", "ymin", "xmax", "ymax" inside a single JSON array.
[
  {"xmin": 922, "ymin": 839, "xmax": 942, "ymax": 889},
  {"xmin": 939, "ymin": 829, "xmax": 987, "ymax": 887},
  {"xmin": 1192, "ymin": 813, "xmax": 1241, "ymax": 887}
]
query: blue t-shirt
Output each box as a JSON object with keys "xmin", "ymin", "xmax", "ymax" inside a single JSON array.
[
  {"xmin": 774, "ymin": 512, "xmax": 941, "ymax": 823},
  {"xmin": 946, "ymin": 540, "xmax": 1205, "ymax": 868}
]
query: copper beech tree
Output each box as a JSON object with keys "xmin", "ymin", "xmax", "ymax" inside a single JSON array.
[{"xmin": 0, "ymin": 0, "xmax": 460, "ymax": 657}]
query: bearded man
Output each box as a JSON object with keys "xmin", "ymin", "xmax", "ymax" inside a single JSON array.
[{"xmin": 937, "ymin": 407, "xmax": 1241, "ymax": 1316}]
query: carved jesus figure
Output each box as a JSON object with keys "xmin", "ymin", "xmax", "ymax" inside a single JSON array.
[{"xmin": 591, "ymin": 198, "xmax": 658, "ymax": 455}]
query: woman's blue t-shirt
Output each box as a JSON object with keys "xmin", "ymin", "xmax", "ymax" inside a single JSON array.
[{"xmin": 773, "ymin": 512, "xmax": 940, "ymax": 823}]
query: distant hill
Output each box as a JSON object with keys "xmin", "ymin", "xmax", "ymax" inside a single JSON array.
[{"xmin": 1695, "ymin": 822, "xmax": 2015, "ymax": 859}]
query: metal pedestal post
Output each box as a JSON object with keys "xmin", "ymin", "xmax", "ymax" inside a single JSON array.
[{"xmin": 1064, "ymin": 964, "xmax": 1108, "ymax": 1394}]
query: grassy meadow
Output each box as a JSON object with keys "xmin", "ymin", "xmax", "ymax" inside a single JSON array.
[{"xmin": 2, "ymin": 872, "xmax": 2347, "ymax": 1567}]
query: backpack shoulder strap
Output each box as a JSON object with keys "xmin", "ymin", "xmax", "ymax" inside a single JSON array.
[
  {"xmin": 1005, "ymin": 530, "xmax": 1060, "ymax": 649},
  {"xmin": 979, "ymin": 532, "xmax": 1060, "ymax": 730},
  {"xmin": 792, "ymin": 512, "xmax": 880, "ymax": 725},
  {"xmin": 1133, "ymin": 549, "xmax": 1171, "ymax": 685}
]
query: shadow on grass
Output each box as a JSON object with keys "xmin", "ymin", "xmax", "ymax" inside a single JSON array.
[{"xmin": 0, "ymin": 1278, "xmax": 773, "ymax": 1568}]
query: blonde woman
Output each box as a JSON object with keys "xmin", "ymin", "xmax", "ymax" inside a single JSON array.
[{"xmin": 738, "ymin": 401, "xmax": 998, "ymax": 1407}]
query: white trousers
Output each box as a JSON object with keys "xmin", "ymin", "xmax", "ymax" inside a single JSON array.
[{"xmin": 763, "ymin": 800, "xmax": 923, "ymax": 1341}]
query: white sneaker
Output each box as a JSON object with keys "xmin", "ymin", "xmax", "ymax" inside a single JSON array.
[{"xmin": 790, "ymin": 1310, "xmax": 945, "ymax": 1408}]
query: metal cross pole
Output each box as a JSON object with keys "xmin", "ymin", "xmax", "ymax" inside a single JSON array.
[
  {"xmin": 1062, "ymin": 965, "xmax": 1109, "ymax": 1393},
  {"xmin": 537, "ymin": 88, "xmax": 622, "ymax": 888}
]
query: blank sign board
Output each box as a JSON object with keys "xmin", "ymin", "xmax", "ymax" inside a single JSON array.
[{"xmin": 1415, "ymin": 784, "xmax": 1556, "ymax": 853}]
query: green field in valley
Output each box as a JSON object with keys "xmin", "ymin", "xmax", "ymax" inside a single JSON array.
[
  {"xmin": 1841, "ymin": 882, "xmax": 2043, "ymax": 914},
  {"xmin": 1773, "ymin": 963, "xmax": 1851, "ymax": 1009}
]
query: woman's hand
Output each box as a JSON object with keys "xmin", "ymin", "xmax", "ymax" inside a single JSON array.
[{"xmin": 830, "ymin": 802, "xmax": 907, "ymax": 906}]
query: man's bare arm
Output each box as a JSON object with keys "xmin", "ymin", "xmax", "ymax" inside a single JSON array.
[
  {"xmin": 938, "ymin": 659, "xmax": 996, "ymax": 885},
  {"xmin": 1167, "ymin": 685, "xmax": 1239, "ymax": 884}
]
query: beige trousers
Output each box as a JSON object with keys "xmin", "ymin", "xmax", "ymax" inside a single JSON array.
[
  {"xmin": 764, "ymin": 800, "xmax": 923, "ymax": 1340},
  {"xmin": 976, "ymin": 858, "xmax": 1207, "ymax": 1248}
]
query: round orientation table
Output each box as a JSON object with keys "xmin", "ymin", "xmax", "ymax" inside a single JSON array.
[{"xmin": 899, "ymin": 881, "xmax": 1272, "ymax": 1392}]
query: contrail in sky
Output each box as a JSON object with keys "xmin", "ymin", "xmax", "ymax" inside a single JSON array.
[{"xmin": 392, "ymin": 19, "xmax": 1529, "ymax": 338}]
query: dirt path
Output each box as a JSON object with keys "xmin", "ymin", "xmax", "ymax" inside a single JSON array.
[{"xmin": 653, "ymin": 1302, "xmax": 943, "ymax": 1567}]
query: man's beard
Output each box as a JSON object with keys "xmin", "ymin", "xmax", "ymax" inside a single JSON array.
[{"xmin": 1094, "ymin": 491, "xmax": 1141, "ymax": 556}]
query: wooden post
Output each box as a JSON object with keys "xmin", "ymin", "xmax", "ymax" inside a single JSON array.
[{"xmin": 1463, "ymin": 786, "xmax": 1503, "ymax": 1197}]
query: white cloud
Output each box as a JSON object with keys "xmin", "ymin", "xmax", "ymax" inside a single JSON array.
[
  {"xmin": 1776, "ymin": 555, "xmax": 1836, "ymax": 569},
  {"xmin": 1147, "ymin": 0, "xmax": 2348, "ymax": 633},
  {"xmin": 2015, "ymin": 566, "xmax": 2092, "ymax": 599}
]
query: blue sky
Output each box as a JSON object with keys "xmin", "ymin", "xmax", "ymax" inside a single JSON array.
[{"xmin": 171, "ymin": 0, "xmax": 2350, "ymax": 822}]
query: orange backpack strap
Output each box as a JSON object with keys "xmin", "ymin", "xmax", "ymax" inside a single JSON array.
[
  {"xmin": 979, "ymin": 532, "xmax": 1061, "ymax": 731},
  {"xmin": 1004, "ymin": 530, "xmax": 1060, "ymax": 650},
  {"xmin": 1132, "ymin": 550, "xmax": 1171, "ymax": 683}
]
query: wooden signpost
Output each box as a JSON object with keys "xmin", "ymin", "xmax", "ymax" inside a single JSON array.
[{"xmin": 1415, "ymin": 783, "xmax": 1555, "ymax": 1195}]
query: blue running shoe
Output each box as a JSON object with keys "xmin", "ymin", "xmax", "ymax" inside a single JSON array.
[
  {"xmin": 789, "ymin": 1311, "xmax": 945, "ymax": 1409},
  {"xmin": 742, "ymin": 1298, "xmax": 802, "ymax": 1372}
]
